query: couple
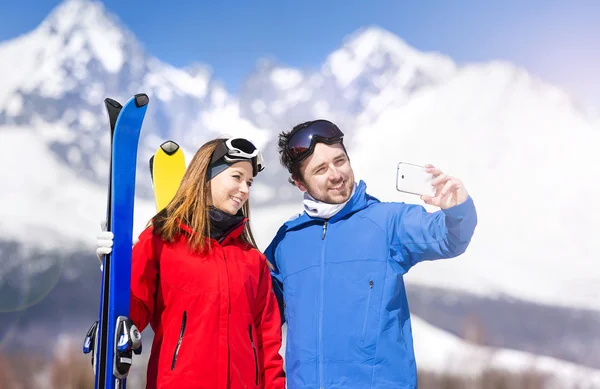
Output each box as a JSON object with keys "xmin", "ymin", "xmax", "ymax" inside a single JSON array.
[{"xmin": 96, "ymin": 119, "xmax": 478, "ymax": 389}]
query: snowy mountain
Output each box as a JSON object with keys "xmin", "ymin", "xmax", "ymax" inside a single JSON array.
[
  {"xmin": 239, "ymin": 26, "xmax": 456, "ymax": 134},
  {"xmin": 0, "ymin": 0, "xmax": 267, "ymax": 196},
  {"xmin": 1, "ymin": 0, "xmax": 599, "ymax": 378},
  {"xmin": 348, "ymin": 61, "xmax": 600, "ymax": 312},
  {"xmin": 238, "ymin": 27, "xmax": 458, "ymax": 202}
]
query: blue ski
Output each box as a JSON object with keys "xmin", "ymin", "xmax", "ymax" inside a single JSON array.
[
  {"xmin": 94, "ymin": 94, "xmax": 149, "ymax": 389},
  {"xmin": 83, "ymin": 97, "xmax": 122, "ymax": 376}
]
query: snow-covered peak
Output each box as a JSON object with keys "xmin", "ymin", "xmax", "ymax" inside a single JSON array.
[
  {"xmin": 42, "ymin": 0, "xmax": 109, "ymax": 32},
  {"xmin": 238, "ymin": 26, "xmax": 458, "ymax": 149},
  {"xmin": 37, "ymin": 0, "xmax": 137, "ymax": 75},
  {"xmin": 236, "ymin": 27, "xmax": 461, "ymax": 206},
  {"xmin": 0, "ymin": 0, "xmax": 145, "ymax": 109},
  {"xmin": 344, "ymin": 26, "xmax": 415, "ymax": 57},
  {"xmin": 0, "ymin": 0, "xmax": 267, "ymax": 202},
  {"xmin": 324, "ymin": 25, "xmax": 456, "ymax": 89},
  {"xmin": 183, "ymin": 62, "xmax": 214, "ymax": 80}
]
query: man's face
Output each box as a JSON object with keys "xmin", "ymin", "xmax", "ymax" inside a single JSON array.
[{"xmin": 294, "ymin": 142, "xmax": 355, "ymax": 204}]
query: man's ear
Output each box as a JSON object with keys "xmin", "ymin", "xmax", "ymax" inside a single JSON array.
[{"xmin": 293, "ymin": 177, "xmax": 307, "ymax": 192}]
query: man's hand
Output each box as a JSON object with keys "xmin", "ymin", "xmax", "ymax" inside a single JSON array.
[{"xmin": 420, "ymin": 164, "xmax": 469, "ymax": 209}]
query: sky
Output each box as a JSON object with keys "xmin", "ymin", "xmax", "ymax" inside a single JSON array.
[{"xmin": 0, "ymin": 0, "xmax": 599, "ymax": 106}]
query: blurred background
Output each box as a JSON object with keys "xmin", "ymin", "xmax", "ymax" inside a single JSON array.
[{"xmin": 1, "ymin": 0, "xmax": 599, "ymax": 388}]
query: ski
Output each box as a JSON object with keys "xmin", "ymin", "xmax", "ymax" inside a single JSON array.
[
  {"xmin": 104, "ymin": 97, "xmax": 124, "ymax": 222},
  {"xmin": 149, "ymin": 140, "xmax": 186, "ymax": 212},
  {"xmin": 87, "ymin": 94, "xmax": 149, "ymax": 389},
  {"xmin": 84, "ymin": 97, "xmax": 122, "ymax": 373}
]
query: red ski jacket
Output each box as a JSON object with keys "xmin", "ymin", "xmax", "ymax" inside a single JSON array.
[{"xmin": 129, "ymin": 221, "xmax": 285, "ymax": 389}]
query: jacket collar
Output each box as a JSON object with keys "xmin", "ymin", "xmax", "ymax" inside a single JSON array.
[
  {"xmin": 178, "ymin": 217, "xmax": 247, "ymax": 245},
  {"xmin": 283, "ymin": 180, "xmax": 377, "ymax": 231}
]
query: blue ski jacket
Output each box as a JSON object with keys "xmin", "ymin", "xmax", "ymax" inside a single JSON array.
[{"xmin": 265, "ymin": 180, "xmax": 477, "ymax": 389}]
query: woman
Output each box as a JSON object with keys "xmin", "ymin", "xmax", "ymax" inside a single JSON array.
[{"xmin": 97, "ymin": 137, "xmax": 285, "ymax": 389}]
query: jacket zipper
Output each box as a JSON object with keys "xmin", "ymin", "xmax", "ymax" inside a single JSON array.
[
  {"xmin": 318, "ymin": 220, "xmax": 328, "ymax": 389},
  {"xmin": 171, "ymin": 310, "xmax": 187, "ymax": 370},
  {"xmin": 249, "ymin": 325, "xmax": 259, "ymax": 386},
  {"xmin": 361, "ymin": 280, "xmax": 374, "ymax": 344}
]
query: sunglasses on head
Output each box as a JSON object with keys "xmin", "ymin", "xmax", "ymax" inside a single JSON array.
[{"xmin": 285, "ymin": 120, "xmax": 344, "ymax": 163}]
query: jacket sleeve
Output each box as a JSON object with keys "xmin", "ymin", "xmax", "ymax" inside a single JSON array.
[
  {"xmin": 253, "ymin": 252, "xmax": 286, "ymax": 389},
  {"xmin": 129, "ymin": 229, "xmax": 159, "ymax": 332},
  {"xmin": 264, "ymin": 227, "xmax": 286, "ymax": 325},
  {"xmin": 390, "ymin": 195, "xmax": 478, "ymax": 272}
]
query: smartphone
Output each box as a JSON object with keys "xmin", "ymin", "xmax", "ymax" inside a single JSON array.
[{"xmin": 395, "ymin": 162, "xmax": 436, "ymax": 197}]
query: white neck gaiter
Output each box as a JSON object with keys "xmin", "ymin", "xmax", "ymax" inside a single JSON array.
[{"xmin": 302, "ymin": 182, "xmax": 357, "ymax": 219}]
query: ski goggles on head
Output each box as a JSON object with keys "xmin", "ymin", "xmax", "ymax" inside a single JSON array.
[
  {"xmin": 285, "ymin": 120, "xmax": 344, "ymax": 163},
  {"xmin": 210, "ymin": 137, "xmax": 265, "ymax": 177}
]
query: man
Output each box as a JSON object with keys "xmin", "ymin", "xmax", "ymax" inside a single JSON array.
[{"xmin": 264, "ymin": 119, "xmax": 477, "ymax": 389}]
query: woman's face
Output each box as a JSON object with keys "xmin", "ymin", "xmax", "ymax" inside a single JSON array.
[{"xmin": 209, "ymin": 161, "xmax": 253, "ymax": 215}]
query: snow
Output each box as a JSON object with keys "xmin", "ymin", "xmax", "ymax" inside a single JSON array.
[
  {"xmin": 0, "ymin": 31, "xmax": 41, "ymax": 104},
  {"xmin": 85, "ymin": 82, "xmax": 105, "ymax": 105},
  {"xmin": 37, "ymin": 120, "xmax": 76, "ymax": 143},
  {"xmin": 327, "ymin": 50, "xmax": 364, "ymax": 89},
  {"xmin": 286, "ymin": 86, "xmax": 312, "ymax": 104},
  {"xmin": 308, "ymin": 74, "xmax": 324, "ymax": 88},
  {"xmin": 270, "ymin": 68, "xmax": 303, "ymax": 90},
  {"xmin": 0, "ymin": 2, "xmax": 598, "ymax": 382},
  {"xmin": 312, "ymin": 100, "xmax": 330, "ymax": 117},
  {"xmin": 2, "ymin": 41, "xmax": 595, "ymax": 314},
  {"xmin": 184, "ymin": 63, "xmax": 213, "ymax": 80},
  {"xmin": 86, "ymin": 24, "xmax": 124, "ymax": 73},
  {"xmin": 270, "ymin": 100, "xmax": 286, "ymax": 116},
  {"xmin": 251, "ymin": 99, "xmax": 267, "ymax": 114},
  {"xmin": 67, "ymin": 147, "xmax": 82, "ymax": 165},
  {"xmin": 0, "ymin": 128, "xmax": 96, "ymax": 250},
  {"xmin": 350, "ymin": 63, "xmax": 600, "ymax": 311},
  {"xmin": 198, "ymin": 104, "xmax": 270, "ymax": 150},
  {"xmin": 410, "ymin": 316, "xmax": 600, "ymax": 387},
  {"xmin": 326, "ymin": 26, "xmax": 457, "ymax": 89},
  {"xmin": 0, "ymin": 127, "xmax": 156, "ymax": 253},
  {"xmin": 0, "ymin": 0, "xmax": 138, "ymax": 106},
  {"xmin": 0, "ymin": 121, "xmax": 265, "ymax": 256},
  {"xmin": 241, "ymin": 59, "xmax": 600, "ymax": 315},
  {"xmin": 145, "ymin": 60, "xmax": 211, "ymax": 100},
  {"xmin": 44, "ymin": 0, "xmax": 126, "ymax": 73},
  {"xmin": 211, "ymin": 85, "xmax": 228, "ymax": 106},
  {"xmin": 79, "ymin": 110, "xmax": 97, "ymax": 130},
  {"xmin": 5, "ymin": 94, "xmax": 23, "ymax": 116},
  {"xmin": 274, "ymin": 315, "xmax": 600, "ymax": 387}
]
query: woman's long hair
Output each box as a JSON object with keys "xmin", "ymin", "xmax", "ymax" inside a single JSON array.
[{"xmin": 151, "ymin": 138, "xmax": 259, "ymax": 253}]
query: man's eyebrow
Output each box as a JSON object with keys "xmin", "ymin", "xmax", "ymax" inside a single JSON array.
[{"xmin": 311, "ymin": 162, "xmax": 326, "ymax": 173}]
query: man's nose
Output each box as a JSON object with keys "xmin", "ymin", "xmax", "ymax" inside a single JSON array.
[{"xmin": 329, "ymin": 166, "xmax": 343, "ymax": 181}]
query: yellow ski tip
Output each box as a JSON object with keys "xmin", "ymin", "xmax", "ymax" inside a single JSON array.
[{"xmin": 152, "ymin": 140, "xmax": 186, "ymax": 212}]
